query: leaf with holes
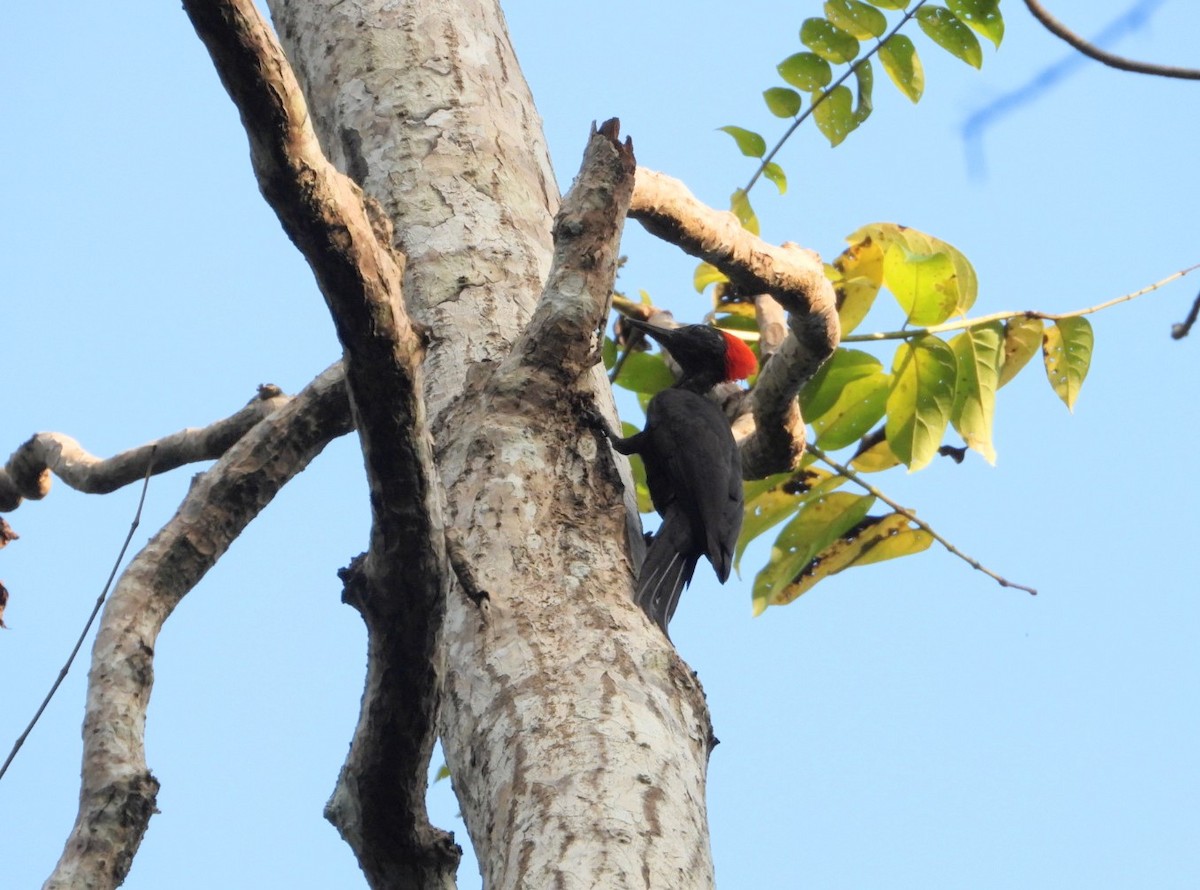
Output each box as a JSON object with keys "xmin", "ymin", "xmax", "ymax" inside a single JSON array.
[
  {"xmin": 879, "ymin": 34, "xmax": 923, "ymax": 102},
  {"xmin": 917, "ymin": 6, "xmax": 983, "ymax": 68},
  {"xmin": 719, "ymin": 125, "xmax": 766, "ymax": 158},
  {"xmin": 752, "ymin": 492, "xmax": 875, "ymax": 613},
  {"xmin": 825, "ymin": 0, "xmax": 888, "ymax": 38},
  {"xmin": 998, "ymin": 316, "xmax": 1043, "ymax": 388},
  {"xmin": 763, "ymin": 86, "xmax": 802, "ymax": 118},
  {"xmin": 778, "ymin": 51, "xmax": 833, "ymax": 90},
  {"xmin": 802, "ymin": 17, "xmax": 861, "ymax": 64},
  {"xmin": 736, "ymin": 465, "xmax": 844, "ymax": 570},
  {"xmin": 886, "ymin": 334, "xmax": 957, "ymax": 471},
  {"xmin": 783, "ymin": 513, "xmax": 934, "ymax": 598},
  {"xmin": 1042, "ymin": 317, "xmax": 1093, "ymax": 411},
  {"xmin": 949, "ymin": 321, "xmax": 1003, "ymax": 464},
  {"xmin": 948, "ymin": 0, "xmax": 1004, "ymax": 47}
]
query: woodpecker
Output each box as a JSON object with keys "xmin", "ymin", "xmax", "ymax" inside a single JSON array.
[{"xmin": 604, "ymin": 317, "xmax": 758, "ymax": 635}]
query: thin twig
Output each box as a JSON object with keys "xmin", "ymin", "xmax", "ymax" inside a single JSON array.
[
  {"xmin": 0, "ymin": 448, "xmax": 156, "ymax": 783},
  {"xmin": 808, "ymin": 444, "xmax": 1038, "ymax": 596},
  {"xmin": 1171, "ymin": 288, "xmax": 1200, "ymax": 340},
  {"xmin": 844, "ymin": 263, "xmax": 1200, "ymax": 343},
  {"xmin": 1024, "ymin": 0, "xmax": 1200, "ymax": 80},
  {"xmin": 744, "ymin": 0, "xmax": 929, "ymax": 196}
]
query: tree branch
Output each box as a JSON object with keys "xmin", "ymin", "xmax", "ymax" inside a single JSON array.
[
  {"xmin": 1023, "ymin": 0, "xmax": 1200, "ymax": 80},
  {"xmin": 0, "ymin": 386, "xmax": 288, "ymax": 512},
  {"xmin": 182, "ymin": 1, "xmax": 459, "ymax": 884},
  {"xmin": 44, "ymin": 365, "xmax": 353, "ymax": 890},
  {"xmin": 629, "ymin": 169, "xmax": 840, "ymax": 478}
]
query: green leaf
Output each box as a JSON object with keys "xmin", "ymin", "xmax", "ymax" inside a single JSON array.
[
  {"xmin": 879, "ymin": 34, "xmax": 924, "ymax": 102},
  {"xmin": 719, "ymin": 125, "xmax": 766, "ymax": 158},
  {"xmin": 613, "ymin": 349, "xmax": 675, "ymax": 395},
  {"xmin": 763, "ymin": 86, "xmax": 803, "ymax": 118},
  {"xmin": 948, "ymin": 0, "xmax": 1004, "ymax": 47},
  {"xmin": 752, "ymin": 492, "xmax": 875, "ymax": 613},
  {"xmin": 730, "ymin": 188, "xmax": 760, "ymax": 235},
  {"xmin": 801, "ymin": 17, "xmax": 861, "ymax": 64},
  {"xmin": 778, "ymin": 52, "xmax": 833, "ymax": 90},
  {"xmin": 736, "ymin": 466, "xmax": 844, "ymax": 570},
  {"xmin": 917, "ymin": 6, "xmax": 983, "ymax": 68},
  {"xmin": 762, "ymin": 161, "xmax": 787, "ymax": 195},
  {"xmin": 831, "ymin": 236, "xmax": 885, "ymax": 335},
  {"xmin": 886, "ymin": 334, "xmax": 957, "ymax": 471},
  {"xmin": 622, "ymin": 421, "xmax": 655, "ymax": 514},
  {"xmin": 949, "ymin": 321, "xmax": 1003, "ymax": 464},
  {"xmin": 1042, "ymin": 317, "xmax": 1093, "ymax": 411},
  {"xmin": 435, "ymin": 764, "xmax": 451, "ymax": 782},
  {"xmin": 694, "ymin": 261, "xmax": 729, "ymax": 294},
  {"xmin": 853, "ymin": 58, "xmax": 874, "ymax": 125},
  {"xmin": 800, "ymin": 349, "xmax": 890, "ymax": 450},
  {"xmin": 867, "ymin": 0, "xmax": 911, "ymax": 8},
  {"xmin": 825, "ymin": 0, "xmax": 888, "ymax": 38},
  {"xmin": 812, "ymin": 85, "xmax": 855, "ymax": 146},
  {"xmin": 882, "ymin": 244, "xmax": 959, "ymax": 326},
  {"xmin": 782, "ymin": 512, "xmax": 934, "ymax": 597},
  {"xmin": 997, "ymin": 316, "xmax": 1044, "ymax": 388},
  {"xmin": 602, "ymin": 335, "xmax": 617, "ymax": 371}
]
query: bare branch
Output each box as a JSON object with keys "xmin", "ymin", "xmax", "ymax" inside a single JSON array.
[
  {"xmin": 1172, "ymin": 287, "xmax": 1200, "ymax": 339},
  {"xmin": 0, "ymin": 388, "xmax": 287, "ymax": 512},
  {"xmin": 182, "ymin": 1, "xmax": 458, "ymax": 883},
  {"xmin": 629, "ymin": 170, "xmax": 840, "ymax": 478},
  {"xmin": 44, "ymin": 365, "xmax": 352, "ymax": 890},
  {"xmin": 1023, "ymin": 0, "xmax": 1200, "ymax": 80}
]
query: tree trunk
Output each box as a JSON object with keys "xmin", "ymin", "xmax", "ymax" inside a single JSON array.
[{"xmin": 267, "ymin": 1, "xmax": 716, "ymax": 886}]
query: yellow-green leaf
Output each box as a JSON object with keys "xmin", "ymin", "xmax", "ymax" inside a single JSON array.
[
  {"xmin": 719, "ymin": 125, "xmax": 766, "ymax": 158},
  {"xmin": 778, "ymin": 52, "xmax": 833, "ymax": 91},
  {"xmin": 886, "ymin": 334, "xmax": 957, "ymax": 471},
  {"xmin": 801, "ymin": 17, "xmax": 861, "ymax": 64},
  {"xmin": 853, "ymin": 58, "xmax": 874, "ymax": 125},
  {"xmin": 998, "ymin": 316, "xmax": 1043, "ymax": 388},
  {"xmin": 850, "ymin": 438, "xmax": 902, "ymax": 473},
  {"xmin": 730, "ymin": 188, "xmax": 760, "ymax": 235},
  {"xmin": 763, "ymin": 86, "xmax": 802, "ymax": 118},
  {"xmin": 762, "ymin": 161, "xmax": 787, "ymax": 195},
  {"xmin": 917, "ymin": 6, "xmax": 983, "ymax": 68},
  {"xmin": 602, "ymin": 335, "xmax": 617, "ymax": 370},
  {"xmin": 614, "ymin": 349, "xmax": 675, "ymax": 395},
  {"xmin": 434, "ymin": 764, "xmax": 451, "ymax": 782},
  {"xmin": 869, "ymin": 0, "xmax": 911, "ymax": 8},
  {"xmin": 854, "ymin": 222, "xmax": 976, "ymax": 320},
  {"xmin": 694, "ymin": 261, "xmax": 729, "ymax": 294},
  {"xmin": 883, "ymin": 244, "xmax": 959, "ymax": 326},
  {"xmin": 783, "ymin": 512, "xmax": 934, "ymax": 597},
  {"xmin": 832, "ymin": 236, "xmax": 884, "ymax": 335},
  {"xmin": 825, "ymin": 0, "xmax": 888, "ymax": 38},
  {"xmin": 948, "ymin": 0, "xmax": 1004, "ymax": 47},
  {"xmin": 1042, "ymin": 317, "xmax": 1093, "ymax": 411},
  {"xmin": 879, "ymin": 34, "xmax": 924, "ymax": 102},
  {"xmin": 949, "ymin": 321, "xmax": 1002, "ymax": 464},
  {"xmin": 812, "ymin": 85, "xmax": 855, "ymax": 146},
  {"xmin": 752, "ymin": 492, "xmax": 875, "ymax": 613}
]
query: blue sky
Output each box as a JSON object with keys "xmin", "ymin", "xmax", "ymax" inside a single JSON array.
[{"xmin": 2, "ymin": 2, "xmax": 1198, "ymax": 887}]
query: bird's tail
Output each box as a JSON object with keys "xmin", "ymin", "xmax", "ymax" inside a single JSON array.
[{"xmin": 635, "ymin": 510, "xmax": 699, "ymax": 636}]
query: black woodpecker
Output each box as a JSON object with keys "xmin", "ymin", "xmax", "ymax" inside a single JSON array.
[{"xmin": 605, "ymin": 317, "xmax": 758, "ymax": 635}]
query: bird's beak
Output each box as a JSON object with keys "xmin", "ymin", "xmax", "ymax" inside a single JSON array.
[{"xmin": 623, "ymin": 316, "xmax": 677, "ymax": 344}]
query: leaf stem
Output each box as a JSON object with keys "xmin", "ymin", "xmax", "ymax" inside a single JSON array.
[
  {"xmin": 743, "ymin": 0, "xmax": 930, "ymax": 196},
  {"xmin": 808, "ymin": 444, "xmax": 1038, "ymax": 596},
  {"xmin": 843, "ymin": 262, "xmax": 1200, "ymax": 343}
]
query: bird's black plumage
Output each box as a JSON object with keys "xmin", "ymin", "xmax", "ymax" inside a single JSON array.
[{"xmin": 607, "ymin": 318, "xmax": 755, "ymax": 635}]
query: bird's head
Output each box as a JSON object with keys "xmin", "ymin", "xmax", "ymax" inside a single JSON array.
[{"xmin": 625, "ymin": 317, "xmax": 757, "ymax": 392}]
